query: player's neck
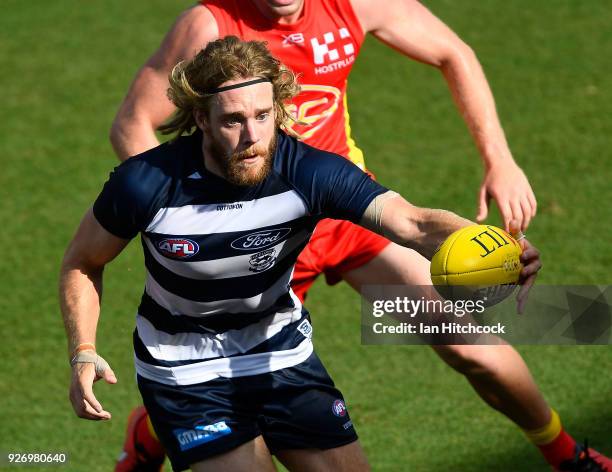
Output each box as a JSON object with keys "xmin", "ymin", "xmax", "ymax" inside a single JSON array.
[
  {"xmin": 251, "ymin": 0, "xmax": 305, "ymax": 25},
  {"xmin": 201, "ymin": 147, "xmax": 226, "ymax": 181}
]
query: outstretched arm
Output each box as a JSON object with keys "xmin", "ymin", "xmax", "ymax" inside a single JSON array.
[
  {"xmin": 360, "ymin": 192, "xmax": 541, "ymax": 311},
  {"xmin": 350, "ymin": 0, "xmax": 537, "ymax": 231},
  {"xmin": 360, "ymin": 191, "xmax": 472, "ymax": 259},
  {"xmin": 110, "ymin": 5, "xmax": 218, "ymax": 160},
  {"xmin": 59, "ymin": 208, "xmax": 130, "ymax": 420}
]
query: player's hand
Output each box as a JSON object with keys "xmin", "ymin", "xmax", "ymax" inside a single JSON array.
[
  {"xmin": 69, "ymin": 353, "xmax": 117, "ymax": 420},
  {"xmin": 509, "ymin": 220, "xmax": 541, "ymax": 314},
  {"xmin": 476, "ymin": 160, "xmax": 537, "ymax": 233}
]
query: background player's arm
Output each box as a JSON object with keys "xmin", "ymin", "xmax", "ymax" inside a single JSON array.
[
  {"xmin": 110, "ymin": 6, "xmax": 218, "ymax": 161},
  {"xmin": 59, "ymin": 209, "xmax": 130, "ymax": 420},
  {"xmin": 350, "ymin": 0, "xmax": 537, "ymax": 231}
]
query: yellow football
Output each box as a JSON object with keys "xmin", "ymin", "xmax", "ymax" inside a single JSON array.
[{"xmin": 430, "ymin": 225, "xmax": 523, "ymax": 305}]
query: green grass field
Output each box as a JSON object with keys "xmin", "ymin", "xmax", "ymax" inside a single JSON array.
[{"xmin": 1, "ymin": 1, "xmax": 611, "ymax": 470}]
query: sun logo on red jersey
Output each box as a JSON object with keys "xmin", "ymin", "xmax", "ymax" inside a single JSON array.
[{"xmin": 284, "ymin": 84, "xmax": 341, "ymax": 140}]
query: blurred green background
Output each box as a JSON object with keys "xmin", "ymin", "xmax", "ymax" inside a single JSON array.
[{"xmin": 1, "ymin": 1, "xmax": 610, "ymax": 470}]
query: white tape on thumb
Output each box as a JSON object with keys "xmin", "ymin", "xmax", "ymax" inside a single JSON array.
[{"xmin": 70, "ymin": 350, "xmax": 111, "ymax": 377}]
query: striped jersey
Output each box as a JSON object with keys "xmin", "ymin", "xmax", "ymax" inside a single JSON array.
[
  {"xmin": 203, "ymin": 0, "xmax": 367, "ymax": 168},
  {"xmin": 93, "ymin": 131, "xmax": 386, "ymax": 386}
]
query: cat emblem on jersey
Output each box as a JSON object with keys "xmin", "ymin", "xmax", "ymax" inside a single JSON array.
[{"xmin": 248, "ymin": 248, "xmax": 278, "ymax": 273}]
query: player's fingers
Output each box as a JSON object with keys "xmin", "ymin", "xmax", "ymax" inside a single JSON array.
[
  {"xmin": 69, "ymin": 388, "xmax": 86, "ymax": 418},
  {"xmin": 69, "ymin": 387, "xmax": 108, "ymax": 420},
  {"xmin": 78, "ymin": 382, "xmax": 103, "ymax": 414},
  {"xmin": 516, "ymin": 276, "xmax": 534, "ymax": 311},
  {"xmin": 102, "ymin": 365, "xmax": 118, "ymax": 384},
  {"xmin": 520, "ymin": 242, "xmax": 540, "ymax": 263},
  {"xmin": 508, "ymin": 219, "xmax": 520, "ymax": 236},
  {"xmin": 517, "ymin": 291, "xmax": 527, "ymax": 315},
  {"xmin": 81, "ymin": 398, "xmax": 111, "ymax": 420},
  {"xmin": 518, "ymin": 236, "xmax": 531, "ymax": 252},
  {"xmin": 521, "ymin": 246, "xmax": 541, "ymax": 276},
  {"xmin": 520, "ymin": 198, "xmax": 532, "ymax": 231},
  {"xmin": 476, "ymin": 185, "xmax": 489, "ymax": 222},
  {"xmin": 520, "ymin": 247, "xmax": 539, "ymax": 263},
  {"xmin": 509, "ymin": 199, "xmax": 524, "ymax": 233},
  {"xmin": 528, "ymin": 188, "xmax": 537, "ymax": 217},
  {"xmin": 521, "ymin": 259, "xmax": 541, "ymax": 279},
  {"xmin": 516, "ymin": 274, "xmax": 536, "ymax": 314},
  {"xmin": 493, "ymin": 198, "xmax": 512, "ymax": 231}
]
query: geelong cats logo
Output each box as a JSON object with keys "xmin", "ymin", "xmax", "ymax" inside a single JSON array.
[{"xmin": 248, "ymin": 248, "xmax": 278, "ymax": 273}]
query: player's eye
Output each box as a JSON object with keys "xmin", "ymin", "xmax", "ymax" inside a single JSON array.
[
  {"xmin": 256, "ymin": 112, "xmax": 269, "ymax": 122},
  {"xmin": 222, "ymin": 115, "xmax": 242, "ymax": 127}
]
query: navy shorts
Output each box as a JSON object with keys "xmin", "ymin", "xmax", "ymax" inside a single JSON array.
[{"xmin": 138, "ymin": 352, "xmax": 358, "ymax": 471}]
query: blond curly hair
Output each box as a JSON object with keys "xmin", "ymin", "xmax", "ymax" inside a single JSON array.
[{"xmin": 159, "ymin": 36, "xmax": 300, "ymax": 138}]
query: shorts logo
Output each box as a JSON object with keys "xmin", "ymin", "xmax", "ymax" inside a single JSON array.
[
  {"xmin": 231, "ymin": 228, "xmax": 291, "ymax": 251},
  {"xmin": 332, "ymin": 399, "xmax": 347, "ymax": 417},
  {"xmin": 158, "ymin": 238, "xmax": 199, "ymax": 259},
  {"xmin": 297, "ymin": 319, "xmax": 313, "ymax": 339},
  {"xmin": 249, "ymin": 248, "xmax": 277, "ymax": 273},
  {"xmin": 173, "ymin": 421, "xmax": 232, "ymax": 451}
]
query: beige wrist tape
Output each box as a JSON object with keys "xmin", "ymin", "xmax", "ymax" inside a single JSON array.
[
  {"xmin": 362, "ymin": 191, "xmax": 399, "ymax": 233},
  {"xmin": 70, "ymin": 350, "xmax": 110, "ymax": 377}
]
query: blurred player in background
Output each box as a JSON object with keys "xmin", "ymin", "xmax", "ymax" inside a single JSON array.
[{"xmin": 109, "ymin": 1, "xmax": 610, "ymax": 471}]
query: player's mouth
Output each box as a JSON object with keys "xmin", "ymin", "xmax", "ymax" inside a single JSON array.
[
  {"xmin": 239, "ymin": 153, "xmax": 262, "ymax": 166},
  {"xmin": 265, "ymin": 0, "xmax": 300, "ymax": 7},
  {"xmin": 235, "ymin": 146, "xmax": 267, "ymax": 165}
]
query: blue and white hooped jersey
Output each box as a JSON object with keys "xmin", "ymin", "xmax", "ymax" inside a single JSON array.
[{"xmin": 93, "ymin": 130, "xmax": 386, "ymax": 386}]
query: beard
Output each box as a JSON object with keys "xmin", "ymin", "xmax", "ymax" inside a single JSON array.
[{"xmin": 208, "ymin": 133, "xmax": 277, "ymax": 186}]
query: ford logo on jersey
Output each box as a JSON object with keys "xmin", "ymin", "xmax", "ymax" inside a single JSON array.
[
  {"xmin": 158, "ymin": 238, "xmax": 199, "ymax": 259},
  {"xmin": 231, "ymin": 228, "xmax": 291, "ymax": 251}
]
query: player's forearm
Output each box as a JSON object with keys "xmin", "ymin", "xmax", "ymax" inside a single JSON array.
[
  {"xmin": 362, "ymin": 194, "xmax": 473, "ymax": 259},
  {"xmin": 440, "ymin": 45, "xmax": 513, "ymax": 168},
  {"xmin": 59, "ymin": 263, "xmax": 103, "ymax": 356},
  {"xmin": 390, "ymin": 208, "xmax": 473, "ymax": 259},
  {"xmin": 401, "ymin": 207, "xmax": 473, "ymax": 258}
]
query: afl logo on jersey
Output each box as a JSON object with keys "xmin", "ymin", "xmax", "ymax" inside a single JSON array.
[
  {"xmin": 231, "ymin": 228, "xmax": 291, "ymax": 251},
  {"xmin": 158, "ymin": 238, "xmax": 199, "ymax": 259}
]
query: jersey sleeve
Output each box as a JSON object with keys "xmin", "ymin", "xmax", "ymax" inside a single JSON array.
[
  {"xmin": 287, "ymin": 144, "xmax": 389, "ymax": 222},
  {"xmin": 92, "ymin": 158, "xmax": 161, "ymax": 239}
]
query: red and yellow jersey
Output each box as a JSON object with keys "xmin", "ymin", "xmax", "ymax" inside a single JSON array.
[{"xmin": 203, "ymin": 0, "xmax": 366, "ymax": 169}]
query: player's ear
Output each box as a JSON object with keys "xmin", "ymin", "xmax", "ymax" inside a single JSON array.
[{"xmin": 193, "ymin": 109, "xmax": 209, "ymax": 132}]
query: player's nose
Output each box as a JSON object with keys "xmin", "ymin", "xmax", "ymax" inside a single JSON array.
[{"xmin": 242, "ymin": 119, "xmax": 260, "ymax": 146}]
